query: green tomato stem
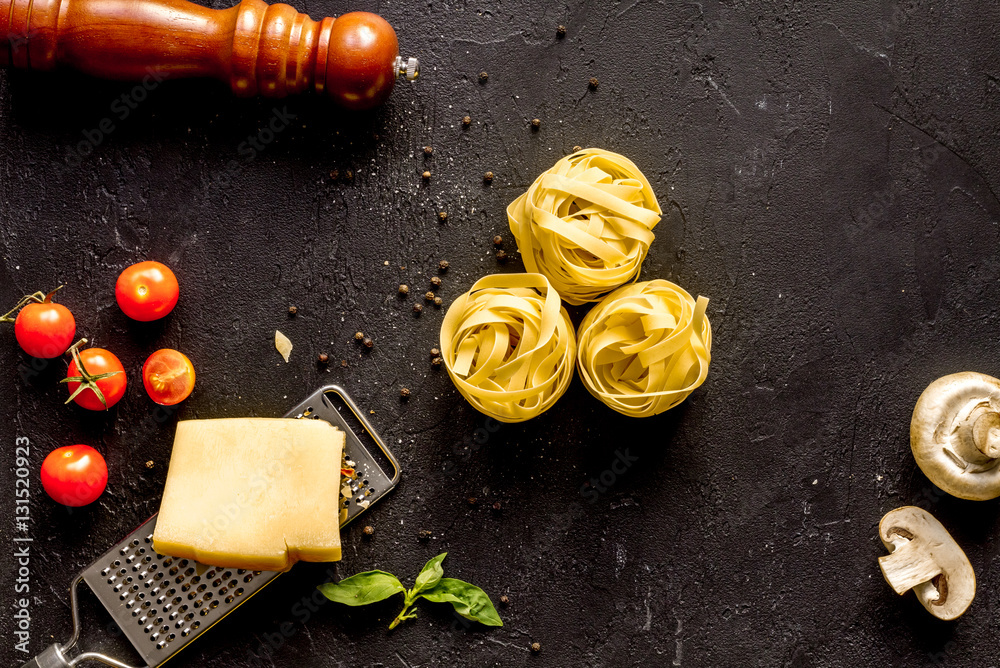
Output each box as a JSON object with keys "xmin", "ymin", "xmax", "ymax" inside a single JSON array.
[{"xmin": 62, "ymin": 338, "xmax": 121, "ymax": 408}]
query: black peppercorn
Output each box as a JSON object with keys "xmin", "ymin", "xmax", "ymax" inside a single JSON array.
[
  {"xmin": 438, "ymin": 211, "xmax": 448, "ymax": 222},
  {"xmin": 329, "ymin": 169, "xmax": 339, "ymax": 181},
  {"xmin": 424, "ymin": 291, "xmax": 435, "ymax": 301},
  {"xmin": 484, "ymin": 171, "xmax": 494, "ymax": 183},
  {"xmin": 363, "ymin": 337, "xmax": 374, "ymax": 349},
  {"xmin": 589, "ymin": 77, "xmax": 599, "ymax": 89},
  {"xmin": 434, "ymin": 296, "xmax": 443, "ymax": 306},
  {"xmin": 493, "ymin": 235, "xmax": 503, "ymax": 246},
  {"xmin": 499, "ymin": 594, "xmax": 509, "ymax": 605},
  {"xmin": 288, "ymin": 305, "xmax": 298, "ymax": 316},
  {"xmin": 424, "ymin": 145, "xmax": 433, "ymax": 156},
  {"xmin": 431, "ymin": 276, "xmax": 442, "ymax": 287},
  {"xmin": 462, "ymin": 115, "xmax": 471, "ymax": 127},
  {"xmin": 531, "ymin": 642, "xmax": 541, "ymax": 653},
  {"xmin": 430, "ymin": 347, "xmax": 440, "ymax": 357},
  {"xmin": 438, "ymin": 260, "xmax": 449, "ymax": 271},
  {"xmin": 492, "ymin": 501, "xmax": 502, "ymax": 511},
  {"xmin": 413, "ymin": 303, "xmax": 423, "ymax": 314},
  {"xmin": 398, "ymin": 284, "xmax": 409, "ymax": 295},
  {"xmin": 479, "ymin": 71, "xmax": 488, "ymax": 83},
  {"xmin": 573, "ymin": 145, "xmax": 582, "ymax": 152},
  {"xmin": 363, "ymin": 525, "xmax": 374, "ymax": 536},
  {"xmin": 431, "ymin": 356, "xmax": 443, "ymax": 367},
  {"xmin": 496, "ymin": 250, "xmax": 508, "ymax": 262},
  {"xmin": 400, "ymin": 387, "xmax": 411, "ymax": 398},
  {"xmin": 556, "ymin": 24, "xmax": 566, "ymax": 37},
  {"xmin": 422, "ymin": 170, "xmax": 432, "ymax": 180},
  {"xmin": 317, "ymin": 353, "xmax": 329, "ymax": 365},
  {"xmin": 531, "ymin": 118, "xmax": 541, "ymax": 130}
]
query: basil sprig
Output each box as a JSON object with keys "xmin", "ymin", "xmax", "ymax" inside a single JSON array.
[{"xmin": 317, "ymin": 553, "xmax": 503, "ymax": 629}]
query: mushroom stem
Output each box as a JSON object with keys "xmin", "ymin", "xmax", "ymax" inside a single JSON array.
[
  {"xmin": 878, "ymin": 535, "xmax": 943, "ymax": 595},
  {"xmin": 973, "ymin": 411, "xmax": 1000, "ymax": 459}
]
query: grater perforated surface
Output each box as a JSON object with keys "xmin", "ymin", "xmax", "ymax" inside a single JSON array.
[{"xmin": 77, "ymin": 386, "xmax": 399, "ymax": 667}]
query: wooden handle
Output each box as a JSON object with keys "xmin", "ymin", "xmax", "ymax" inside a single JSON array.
[{"xmin": 1, "ymin": 0, "xmax": 417, "ymax": 109}]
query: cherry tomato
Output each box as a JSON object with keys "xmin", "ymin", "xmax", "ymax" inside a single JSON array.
[
  {"xmin": 116, "ymin": 261, "xmax": 179, "ymax": 321},
  {"xmin": 41, "ymin": 445, "xmax": 108, "ymax": 507},
  {"xmin": 14, "ymin": 302, "xmax": 76, "ymax": 358},
  {"xmin": 66, "ymin": 348, "xmax": 127, "ymax": 410},
  {"xmin": 142, "ymin": 349, "xmax": 195, "ymax": 405}
]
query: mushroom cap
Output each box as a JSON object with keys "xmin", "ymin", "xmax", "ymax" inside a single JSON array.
[
  {"xmin": 878, "ymin": 506, "xmax": 976, "ymax": 620},
  {"xmin": 910, "ymin": 372, "xmax": 1000, "ymax": 501}
]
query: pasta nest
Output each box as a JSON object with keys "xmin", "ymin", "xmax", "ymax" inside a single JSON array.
[
  {"xmin": 577, "ymin": 280, "xmax": 711, "ymax": 418},
  {"xmin": 507, "ymin": 148, "xmax": 662, "ymax": 305},
  {"xmin": 440, "ymin": 273, "xmax": 576, "ymax": 423}
]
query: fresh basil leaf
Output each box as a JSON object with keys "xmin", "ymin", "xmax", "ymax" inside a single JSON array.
[
  {"xmin": 413, "ymin": 552, "xmax": 447, "ymax": 595},
  {"xmin": 318, "ymin": 570, "xmax": 405, "ymax": 606},
  {"xmin": 418, "ymin": 578, "xmax": 503, "ymax": 627}
]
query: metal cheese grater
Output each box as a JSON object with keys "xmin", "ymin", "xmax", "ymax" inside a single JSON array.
[{"xmin": 22, "ymin": 385, "xmax": 401, "ymax": 668}]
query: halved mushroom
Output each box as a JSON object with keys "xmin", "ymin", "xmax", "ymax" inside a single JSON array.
[
  {"xmin": 878, "ymin": 506, "xmax": 975, "ymax": 620},
  {"xmin": 911, "ymin": 372, "xmax": 1000, "ymax": 501}
]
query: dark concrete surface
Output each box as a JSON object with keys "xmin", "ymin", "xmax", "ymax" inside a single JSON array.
[{"xmin": 3, "ymin": 1, "xmax": 1000, "ymax": 666}]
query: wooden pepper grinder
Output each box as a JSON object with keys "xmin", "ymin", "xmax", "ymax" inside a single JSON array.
[{"xmin": 0, "ymin": 0, "xmax": 419, "ymax": 109}]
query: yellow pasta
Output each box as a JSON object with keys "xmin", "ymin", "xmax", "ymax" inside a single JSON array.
[
  {"xmin": 507, "ymin": 148, "xmax": 662, "ymax": 305},
  {"xmin": 439, "ymin": 273, "xmax": 576, "ymax": 423},
  {"xmin": 577, "ymin": 280, "xmax": 711, "ymax": 418}
]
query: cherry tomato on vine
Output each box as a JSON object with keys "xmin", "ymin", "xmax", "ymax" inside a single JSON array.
[
  {"xmin": 65, "ymin": 348, "xmax": 127, "ymax": 410},
  {"xmin": 41, "ymin": 444, "xmax": 108, "ymax": 507},
  {"xmin": 142, "ymin": 349, "xmax": 195, "ymax": 405},
  {"xmin": 14, "ymin": 301, "xmax": 76, "ymax": 358},
  {"xmin": 116, "ymin": 261, "xmax": 179, "ymax": 321}
]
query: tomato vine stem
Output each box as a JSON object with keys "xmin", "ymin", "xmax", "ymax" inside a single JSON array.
[
  {"xmin": 60, "ymin": 337, "xmax": 122, "ymax": 408},
  {"xmin": 0, "ymin": 285, "xmax": 64, "ymax": 323}
]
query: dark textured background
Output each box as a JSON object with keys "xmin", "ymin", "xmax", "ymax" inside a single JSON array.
[{"xmin": 3, "ymin": 1, "xmax": 1000, "ymax": 666}]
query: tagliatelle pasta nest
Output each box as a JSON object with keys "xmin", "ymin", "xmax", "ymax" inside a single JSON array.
[
  {"xmin": 576, "ymin": 280, "xmax": 711, "ymax": 418},
  {"xmin": 439, "ymin": 273, "xmax": 577, "ymax": 423},
  {"xmin": 507, "ymin": 148, "xmax": 662, "ymax": 305}
]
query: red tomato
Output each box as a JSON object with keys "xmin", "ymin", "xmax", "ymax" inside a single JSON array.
[
  {"xmin": 116, "ymin": 261, "xmax": 179, "ymax": 321},
  {"xmin": 142, "ymin": 349, "xmax": 195, "ymax": 405},
  {"xmin": 66, "ymin": 348, "xmax": 127, "ymax": 410},
  {"xmin": 14, "ymin": 302, "xmax": 76, "ymax": 358},
  {"xmin": 41, "ymin": 445, "xmax": 108, "ymax": 507}
]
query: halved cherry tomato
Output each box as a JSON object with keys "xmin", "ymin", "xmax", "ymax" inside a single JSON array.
[
  {"xmin": 14, "ymin": 301, "xmax": 76, "ymax": 358},
  {"xmin": 65, "ymin": 348, "xmax": 127, "ymax": 410},
  {"xmin": 142, "ymin": 349, "xmax": 195, "ymax": 405},
  {"xmin": 116, "ymin": 261, "xmax": 179, "ymax": 321},
  {"xmin": 41, "ymin": 445, "xmax": 108, "ymax": 507}
]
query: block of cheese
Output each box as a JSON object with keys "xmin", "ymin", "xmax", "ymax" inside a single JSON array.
[{"xmin": 153, "ymin": 418, "xmax": 344, "ymax": 571}]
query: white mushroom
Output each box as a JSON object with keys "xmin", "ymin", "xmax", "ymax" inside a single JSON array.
[
  {"xmin": 911, "ymin": 372, "xmax": 1000, "ymax": 501},
  {"xmin": 878, "ymin": 506, "xmax": 975, "ymax": 620}
]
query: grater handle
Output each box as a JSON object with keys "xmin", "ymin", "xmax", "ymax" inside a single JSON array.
[
  {"xmin": 20, "ymin": 644, "xmax": 71, "ymax": 668},
  {"xmin": 27, "ymin": 576, "xmax": 147, "ymax": 668}
]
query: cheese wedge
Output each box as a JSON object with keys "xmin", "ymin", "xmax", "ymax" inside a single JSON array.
[{"xmin": 153, "ymin": 418, "xmax": 344, "ymax": 571}]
